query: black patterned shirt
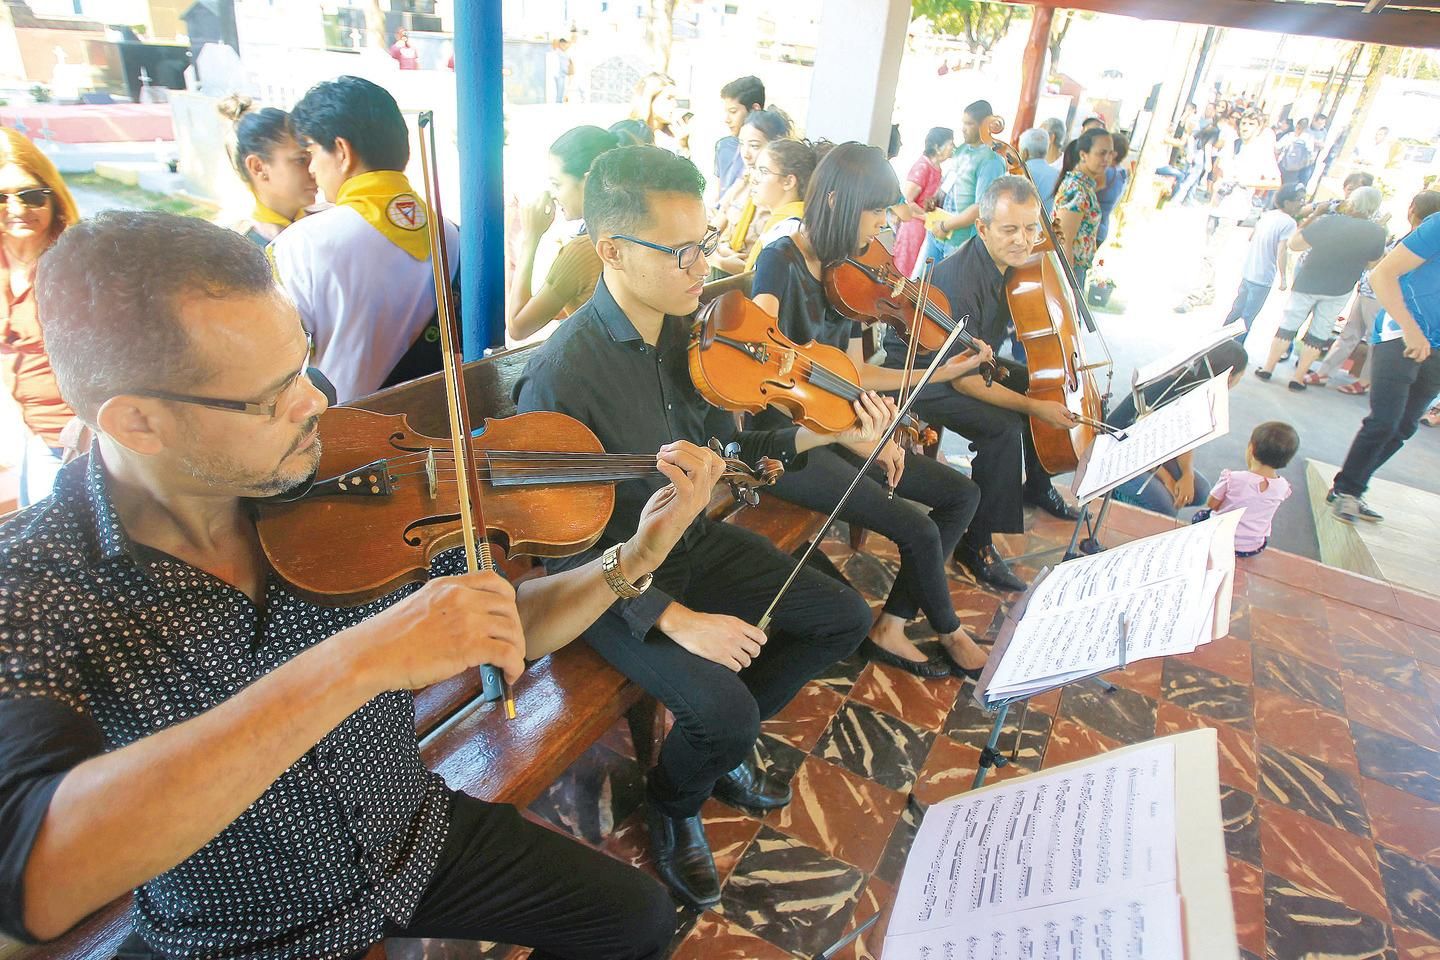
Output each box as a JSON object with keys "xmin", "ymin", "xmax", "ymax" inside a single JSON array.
[{"xmin": 0, "ymin": 452, "xmax": 456, "ymax": 959}]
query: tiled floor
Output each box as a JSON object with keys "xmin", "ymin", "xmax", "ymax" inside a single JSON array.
[{"xmin": 391, "ymin": 502, "xmax": 1440, "ymax": 960}]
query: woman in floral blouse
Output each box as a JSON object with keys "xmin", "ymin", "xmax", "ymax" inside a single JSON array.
[{"xmin": 1052, "ymin": 127, "xmax": 1114, "ymax": 291}]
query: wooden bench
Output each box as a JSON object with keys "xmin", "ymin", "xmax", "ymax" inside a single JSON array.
[{"xmin": 18, "ymin": 311, "xmax": 835, "ymax": 959}]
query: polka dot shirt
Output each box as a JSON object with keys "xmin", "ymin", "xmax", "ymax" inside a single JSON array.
[{"xmin": 0, "ymin": 453, "xmax": 459, "ymax": 959}]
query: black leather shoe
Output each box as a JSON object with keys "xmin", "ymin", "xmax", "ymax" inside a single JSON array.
[
  {"xmin": 1025, "ymin": 486, "xmax": 1081, "ymax": 521},
  {"xmin": 955, "ymin": 542, "xmax": 1027, "ymax": 593},
  {"xmin": 712, "ymin": 756, "xmax": 792, "ymax": 811},
  {"xmin": 859, "ymin": 638, "xmax": 952, "ymax": 678},
  {"xmin": 646, "ymin": 805, "xmax": 721, "ymax": 909}
]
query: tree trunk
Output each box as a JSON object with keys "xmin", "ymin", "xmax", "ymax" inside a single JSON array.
[
  {"xmin": 1048, "ymin": 9, "xmax": 1073, "ymax": 74},
  {"xmin": 1337, "ymin": 44, "xmax": 1399, "ymax": 172},
  {"xmin": 646, "ymin": 0, "xmax": 677, "ymax": 74},
  {"xmin": 365, "ymin": 0, "xmax": 387, "ymax": 51}
]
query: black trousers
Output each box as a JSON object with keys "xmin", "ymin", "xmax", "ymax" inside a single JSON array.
[
  {"xmin": 905, "ymin": 364, "xmax": 1055, "ymax": 543},
  {"xmin": 767, "ymin": 445, "xmax": 979, "ymax": 634},
  {"xmin": 117, "ymin": 793, "xmax": 674, "ymax": 960},
  {"xmin": 1333, "ymin": 338, "xmax": 1440, "ymax": 497},
  {"xmin": 583, "ymin": 522, "xmax": 870, "ymax": 817}
]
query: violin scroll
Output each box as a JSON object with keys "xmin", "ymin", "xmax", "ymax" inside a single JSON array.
[{"xmin": 709, "ymin": 438, "xmax": 784, "ymax": 507}]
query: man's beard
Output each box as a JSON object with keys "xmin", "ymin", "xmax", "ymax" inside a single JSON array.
[{"xmin": 180, "ymin": 417, "xmax": 323, "ymax": 496}]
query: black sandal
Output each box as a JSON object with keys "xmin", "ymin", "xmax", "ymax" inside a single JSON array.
[
  {"xmin": 859, "ymin": 638, "xmax": 952, "ymax": 679},
  {"xmin": 1254, "ymin": 368, "xmax": 1272, "ymax": 381}
]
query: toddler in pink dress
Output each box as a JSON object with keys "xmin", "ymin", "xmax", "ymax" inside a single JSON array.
[{"xmin": 1193, "ymin": 421, "xmax": 1300, "ymax": 556}]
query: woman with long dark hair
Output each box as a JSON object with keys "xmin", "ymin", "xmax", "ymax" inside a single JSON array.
[
  {"xmin": 748, "ymin": 142, "xmax": 994, "ymax": 678},
  {"xmin": 712, "ymin": 109, "xmax": 791, "ymax": 274},
  {"xmin": 506, "ymin": 125, "xmax": 618, "ymax": 341},
  {"xmin": 1052, "ymin": 127, "xmax": 1113, "ymax": 290}
]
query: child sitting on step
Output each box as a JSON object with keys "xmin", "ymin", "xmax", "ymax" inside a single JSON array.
[{"xmin": 1192, "ymin": 421, "xmax": 1299, "ymax": 557}]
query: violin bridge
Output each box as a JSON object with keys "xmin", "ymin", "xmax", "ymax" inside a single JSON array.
[
  {"xmin": 425, "ymin": 447, "xmax": 437, "ymax": 499},
  {"xmin": 778, "ymin": 349, "xmax": 795, "ymax": 378},
  {"xmin": 890, "ymin": 276, "xmax": 906, "ymax": 298}
]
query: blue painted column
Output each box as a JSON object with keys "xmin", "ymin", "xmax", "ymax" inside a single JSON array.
[{"xmin": 454, "ymin": 0, "xmax": 506, "ymax": 353}]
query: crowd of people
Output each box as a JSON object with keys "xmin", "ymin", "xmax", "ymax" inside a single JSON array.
[{"xmin": 0, "ymin": 61, "xmax": 1436, "ymax": 960}]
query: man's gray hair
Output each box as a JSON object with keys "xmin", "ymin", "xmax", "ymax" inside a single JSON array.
[
  {"xmin": 37, "ymin": 210, "xmax": 277, "ymax": 423},
  {"xmin": 1040, "ymin": 117, "xmax": 1066, "ymax": 148},
  {"xmin": 978, "ymin": 175, "xmax": 1041, "ymax": 223},
  {"xmin": 1018, "ymin": 128, "xmax": 1050, "ymax": 160},
  {"xmin": 1346, "ymin": 185, "xmax": 1383, "ymax": 220}
]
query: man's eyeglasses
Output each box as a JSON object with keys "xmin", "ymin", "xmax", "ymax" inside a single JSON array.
[
  {"xmin": 134, "ymin": 337, "xmax": 315, "ymax": 418},
  {"xmin": 610, "ymin": 226, "xmax": 720, "ymax": 271},
  {"xmin": 0, "ymin": 188, "xmax": 53, "ymax": 209}
]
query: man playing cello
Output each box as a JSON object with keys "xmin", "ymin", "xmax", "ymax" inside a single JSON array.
[{"xmin": 880, "ymin": 175, "xmax": 1082, "ymax": 593}]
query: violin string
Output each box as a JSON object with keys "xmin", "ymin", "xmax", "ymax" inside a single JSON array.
[{"xmin": 381, "ymin": 449, "xmax": 664, "ymax": 470}]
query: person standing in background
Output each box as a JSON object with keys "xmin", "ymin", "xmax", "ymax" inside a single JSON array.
[
  {"xmin": 917, "ymin": 100, "xmax": 1006, "ymax": 273},
  {"xmin": 1018, "ymin": 128, "xmax": 1058, "ymax": 215},
  {"xmin": 215, "ymin": 96, "xmax": 318, "ymax": 246},
  {"xmin": 893, "ymin": 126, "xmax": 954, "ymax": 277},
  {"xmin": 388, "ymin": 29, "xmax": 419, "ymax": 70},
  {"xmin": 1094, "ymin": 131, "xmax": 1129, "ymax": 249},
  {"xmin": 715, "ymin": 75, "xmax": 765, "ymax": 195}
]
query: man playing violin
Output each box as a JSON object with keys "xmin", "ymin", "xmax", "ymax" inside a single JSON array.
[
  {"xmin": 514, "ymin": 145, "xmax": 873, "ymax": 910},
  {"xmin": 881, "ymin": 175, "xmax": 1081, "ymax": 593},
  {"xmin": 0, "ymin": 211, "xmax": 732, "ymax": 959}
]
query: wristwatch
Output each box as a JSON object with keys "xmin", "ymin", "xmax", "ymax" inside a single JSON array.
[{"xmin": 601, "ymin": 543, "xmax": 652, "ymax": 599}]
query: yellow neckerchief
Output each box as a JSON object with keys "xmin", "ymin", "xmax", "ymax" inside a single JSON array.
[
  {"xmin": 251, "ymin": 198, "xmax": 301, "ymax": 228},
  {"xmin": 334, "ymin": 169, "xmax": 431, "ymax": 260},
  {"xmin": 745, "ymin": 200, "xmax": 805, "ymax": 271},
  {"xmin": 728, "ymin": 196, "xmax": 758, "ymax": 253}
]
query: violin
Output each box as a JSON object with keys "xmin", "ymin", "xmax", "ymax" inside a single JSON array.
[
  {"xmin": 822, "ymin": 241, "xmax": 995, "ymax": 384},
  {"xmin": 978, "ymin": 114, "xmax": 1113, "ymax": 475},
  {"xmin": 254, "ymin": 405, "xmax": 782, "ymax": 605},
  {"xmin": 688, "ymin": 290, "xmax": 937, "ymax": 449}
]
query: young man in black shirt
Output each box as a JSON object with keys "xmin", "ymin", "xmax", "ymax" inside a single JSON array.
[
  {"xmin": 515, "ymin": 146, "xmax": 872, "ymax": 909},
  {"xmin": 882, "ymin": 175, "xmax": 1081, "ymax": 592},
  {"xmin": 0, "ymin": 211, "xmax": 731, "ymax": 959}
]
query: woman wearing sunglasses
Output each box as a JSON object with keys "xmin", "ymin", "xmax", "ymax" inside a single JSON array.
[{"xmin": 1, "ymin": 128, "xmax": 82, "ymax": 505}]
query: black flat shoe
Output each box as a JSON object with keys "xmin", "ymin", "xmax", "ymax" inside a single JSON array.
[
  {"xmin": 646, "ymin": 804, "xmax": 721, "ymax": 909},
  {"xmin": 858, "ymin": 638, "xmax": 952, "ymax": 678},
  {"xmin": 955, "ymin": 542, "xmax": 1027, "ymax": 593},
  {"xmin": 712, "ymin": 756, "xmax": 792, "ymax": 811},
  {"xmin": 1025, "ymin": 486, "xmax": 1081, "ymax": 521}
]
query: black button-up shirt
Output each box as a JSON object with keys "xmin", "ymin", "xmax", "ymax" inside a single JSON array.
[
  {"xmin": 0, "ymin": 453, "xmax": 455, "ymax": 959},
  {"xmin": 880, "ymin": 234, "xmax": 1011, "ymax": 368},
  {"xmin": 513, "ymin": 275, "xmax": 799, "ymax": 638}
]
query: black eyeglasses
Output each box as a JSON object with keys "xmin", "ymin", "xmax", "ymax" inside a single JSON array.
[
  {"xmin": 610, "ymin": 226, "xmax": 720, "ymax": 270},
  {"xmin": 134, "ymin": 337, "xmax": 315, "ymax": 418},
  {"xmin": 0, "ymin": 188, "xmax": 53, "ymax": 209}
]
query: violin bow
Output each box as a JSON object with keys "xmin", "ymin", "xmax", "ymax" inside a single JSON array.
[
  {"xmin": 887, "ymin": 257, "xmax": 933, "ymax": 499},
  {"xmin": 755, "ymin": 313, "xmax": 975, "ymax": 632},
  {"xmin": 417, "ymin": 111, "xmax": 517, "ymax": 720}
]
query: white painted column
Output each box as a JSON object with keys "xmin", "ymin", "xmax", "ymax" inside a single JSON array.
[{"xmin": 804, "ymin": 0, "xmax": 911, "ymax": 147}]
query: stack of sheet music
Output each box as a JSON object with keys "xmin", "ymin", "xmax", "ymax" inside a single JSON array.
[
  {"xmin": 974, "ymin": 511, "xmax": 1241, "ymax": 705},
  {"xmin": 882, "ymin": 730, "xmax": 1238, "ymax": 959}
]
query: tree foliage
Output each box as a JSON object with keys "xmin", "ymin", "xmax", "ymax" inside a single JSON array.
[{"xmin": 911, "ymin": 0, "xmax": 1021, "ymax": 55}]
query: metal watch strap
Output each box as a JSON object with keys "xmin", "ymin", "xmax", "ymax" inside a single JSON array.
[{"xmin": 601, "ymin": 543, "xmax": 652, "ymax": 599}]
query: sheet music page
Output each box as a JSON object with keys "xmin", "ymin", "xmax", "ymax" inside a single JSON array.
[
  {"xmin": 986, "ymin": 573, "xmax": 1206, "ymax": 699},
  {"xmin": 881, "ymin": 885, "xmax": 1185, "ymax": 960},
  {"xmin": 1133, "ymin": 321, "xmax": 1246, "ymax": 387},
  {"xmin": 887, "ymin": 741, "xmax": 1177, "ymax": 941},
  {"xmin": 1073, "ymin": 382, "xmax": 1219, "ymax": 503}
]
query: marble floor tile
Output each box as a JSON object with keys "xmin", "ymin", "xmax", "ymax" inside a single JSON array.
[
  {"xmin": 1161, "ymin": 660, "xmax": 1255, "ymax": 729},
  {"xmin": 1333, "ymin": 634, "xmax": 1427, "ymax": 701},
  {"xmin": 1419, "ymin": 662, "xmax": 1440, "ymax": 711},
  {"xmin": 668, "ymin": 911, "xmax": 796, "ymax": 960},
  {"xmin": 1264, "ymin": 874, "xmax": 1396, "ymax": 960},
  {"xmin": 526, "ymin": 743, "xmax": 646, "ymax": 846},
  {"xmin": 1376, "ymin": 844, "xmax": 1440, "ymax": 942},
  {"xmin": 1096, "ymin": 658, "xmax": 1164, "ymax": 700},
  {"xmin": 848, "ymin": 660, "xmax": 964, "ymax": 733},
  {"xmin": 761, "ymin": 680, "xmax": 847, "ymax": 753},
  {"xmin": 1352, "ymin": 722, "xmax": 1440, "ymax": 805},
  {"xmin": 1259, "ymin": 743, "xmax": 1371, "ymax": 836},
  {"xmin": 825, "ymin": 874, "xmax": 895, "ymax": 960},
  {"xmin": 1174, "ymin": 632, "xmax": 1255, "ymax": 686},
  {"xmin": 1244, "ymin": 574, "xmax": 1328, "ymax": 624},
  {"xmin": 1393, "ymin": 927, "xmax": 1440, "ymax": 960},
  {"xmin": 840, "ymin": 551, "xmax": 898, "ymax": 602},
  {"xmin": 1360, "ymin": 778, "xmax": 1440, "ymax": 867},
  {"xmin": 942, "ymin": 694, "xmax": 1051, "ymax": 774},
  {"xmin": 1253, "ymin": 644, "xmax": 1347, "ymax": 714},
  {"xmin": 811, "ymin": 652, "xmax": 871, "ymax": 696},
  {"xmin": 1254, "ymin": 687, "xmax": 1359, "ymax": 774},
  {"xmin": 718, "ymin": 825, "xmax": 867, "ymax": 958},
  {"xmin": 1323, "ymin": 599, "xmax": 1416, "ymax": 657},
  {"xmin": 910, "ymin": 733, "xmax": 1029, "ymax": 807},
  {"xmin": 814, "ymin": 701, "xmax": 935, "ymax": 793},
  {"xmin": 768, "ymin": 755, "xmax": 905, "ymax": 874},
  {"xmin": 944, "ymin": 584, "xmax": 1005, "ymax": 638},
  {"xmin": 1396, "ymin": 591, "xmax": 1440, "ymax": 635},
  {"xmin": 1223, "ymin": 786, "xmax": 1263, "ymax": 867},
  {"xmin": 1251, "ymin": 607, "xmax": 1340, "ymax": 669},
  {"xmin": 1406, "ymin": 623, "xmax": 1440, "ymax": 669},
  {"xmin": 1228, "ymin": 855, "xmax": 1268, "ymax": 959},
  {"xmin": 1154, "ymin": 700, "xmax": 1260, "ymax": 794},
  {"xmin": 1059, "ymin": 679, "xmax": 1159, "ymax": 744},
  {"xmin": 1258, "ymin": 798, "xmax": 1389, "ymax": 923},
  {"xmin": 873, "ymin": 798, "xmax": 921, "ymax": 888},
  {"xmin": 1041, "ymin": 717, "xmax": 1121, "ymax": 770},
  {"xmin": 1343, "ymin": 673, "xmax": 1440, "ymax": 751},
  {"xmin": 757, "ymin": 735, "xmax": 808, "ymax": 791}
]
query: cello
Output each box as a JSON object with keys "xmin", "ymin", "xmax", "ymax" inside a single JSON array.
[{"xmin": 978, "ymin": 114, "xmax": 1114, "ymax": 475}]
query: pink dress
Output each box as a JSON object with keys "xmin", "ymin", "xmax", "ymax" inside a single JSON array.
[
  {"xmin": 893, "ymin": 156, "xmax": 942, "ymax": 277},
  {"xmin": 1210, "ymin": 469, "xmax": 1292, "ymax": 553}
]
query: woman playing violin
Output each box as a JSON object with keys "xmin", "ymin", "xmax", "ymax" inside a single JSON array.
[{"xmin": 750, "ymin": 141, "xmax": 992, "ymax": 680}]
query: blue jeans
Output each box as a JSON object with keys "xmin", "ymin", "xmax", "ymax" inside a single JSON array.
[
  {"xmin": 1113, "ymin": 460, "xmax": 1212, "ymax": 517},
  {"xmin": 1225, "ymin": 278, "xmax": 1273, "ymax": 335}
]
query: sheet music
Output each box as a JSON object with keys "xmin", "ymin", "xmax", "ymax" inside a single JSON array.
[
  {"xmin": 1073, "ymin": 376, "xmax": 1226, "ymax": 503},
  {"xmin": 887, "ymin": 741, "xmax": 1177, "ymax": 942},
  {"xmin": 1133, "ymin": 321, "xmax": 1246, "ymax": 388},
  {"xmin": 1027, "ymin": 517, "xmax": 1221, "ymax": 612},
  {"xmin": 881, "ymin": 885, "xmax": 1185, "ymax": 960}
]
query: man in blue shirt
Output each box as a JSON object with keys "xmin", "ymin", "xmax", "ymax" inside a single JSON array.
[{"xmin": 1331, "ymin": 205, "xmax": 1440, "ymax": 522}]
